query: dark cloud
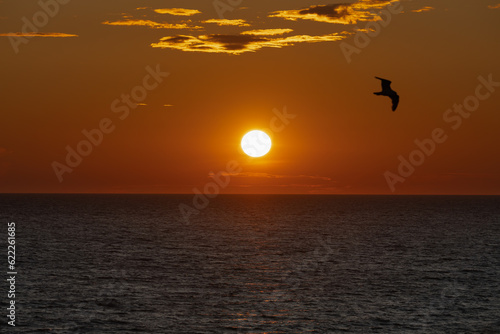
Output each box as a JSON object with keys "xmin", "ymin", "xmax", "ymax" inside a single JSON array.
[
  {"xmin": 270, "ymin": 0, "xmax": 399, "ymax": 25},
  {"xmin": 299, "ymin": 4, "xmax": 351, "ymax": 18}
]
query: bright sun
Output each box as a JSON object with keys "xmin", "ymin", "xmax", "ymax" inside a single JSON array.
[{"xmin": 241, "ymin": 130, "xmax": 272, "ymax": 157}]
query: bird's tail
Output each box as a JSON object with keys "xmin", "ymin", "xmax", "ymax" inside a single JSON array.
[{"xmin": 373, "ymin": 92, "xmax": 382, "ymax": 95}]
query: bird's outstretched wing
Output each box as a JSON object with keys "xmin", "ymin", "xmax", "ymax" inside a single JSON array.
[
  {"xmin": 375, "ymin": 76, "xmax": 392, "ymax": 91},
  {"xmin": 374, "ymin": 76, "xmax": 399, "ymax": 111},
  {"xmin": 391, "ymin": 95, "xmax": 399, "ymax": 111}
]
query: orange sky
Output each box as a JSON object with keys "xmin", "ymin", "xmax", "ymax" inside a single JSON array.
[{"xmin": 1, "ymin": 0, "xmax": 499, "ymax": 194}]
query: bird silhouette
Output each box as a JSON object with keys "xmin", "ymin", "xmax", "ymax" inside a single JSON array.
[{"xmin": 374, "ymin": 77, "xmax": 399, "ymax": 111}]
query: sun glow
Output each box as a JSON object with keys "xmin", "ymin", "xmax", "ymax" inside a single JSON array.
[{"xmin": 241, "ymin": 130, "xmax": 272, "ymax": 157}]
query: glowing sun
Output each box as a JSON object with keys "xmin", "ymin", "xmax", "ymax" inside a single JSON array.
[{"xmin": 241, "ymin": 130, "xmax": 272, "ymax": 157}]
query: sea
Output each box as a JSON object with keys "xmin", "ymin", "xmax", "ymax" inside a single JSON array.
[{"xmin": 1, "ymin": 194, "xmax": 499, "ymax": 333}]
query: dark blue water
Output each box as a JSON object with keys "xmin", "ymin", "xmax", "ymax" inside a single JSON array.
[{"xmin": 1, "ymin": 195, "xmax": 499, "ymax": 333}]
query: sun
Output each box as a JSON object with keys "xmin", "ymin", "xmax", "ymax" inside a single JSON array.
[{"xmin": 241, "ymin": 130, "xmax": 272, "ymax": 157}]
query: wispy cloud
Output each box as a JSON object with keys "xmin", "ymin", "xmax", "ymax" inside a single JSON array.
[
  {"xmin": 0, "ymin": 32, "xmax": 77, "ymax": 37},
  {"xmin": 154, "ymin": 8, "xmax": 201, "ymax": 16},
  {"xmin": 202, "ymin": 19, "xmax": 250, "ymax": 26},
  {"xmin": 411, "ymin": 172, "xmax": 500, "ymax": 184},
  {"xmin": 411, "ymin": 6, "xmax": 434, "ymax": 13},
  {"xmin": 216, "ymin": 172, "xmax": 332, "ymax": 181},
  {"xmin": 241, "ymin": 28, "xmax": 293, "ymax": 36},
  {"xmin": 488, "ymin": 4, "xmax": 500, "ymax": 9},
  {"xmin": 269, "ymin": 0, "xmax": 398, "ymax": 25},
  {"xmin": 151, "ymin": 32, "xmax": 346, "ymax": 54},
  {"xmin": 102, "ymin": 19, "xmax": 202, "ymax": 30},
  {"xmin": 211, "ymin": 172, "xmax": 342, "ymax": 193}
]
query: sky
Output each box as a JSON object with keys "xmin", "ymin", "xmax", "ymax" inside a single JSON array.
[{"xmin": 0, "ymin": 0, "xmax": 499, "ymax": 194}]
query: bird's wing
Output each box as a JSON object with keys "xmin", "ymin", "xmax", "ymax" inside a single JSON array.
[
  {"xmin": 382, "ymin": 80, "xmax": 392, "ymax": 91},
  {"xmin": 391, "ymin": 95, "xmax": 399, "ymax": 111},
  {"xmin": 375, "ymin": 76, "xmax": 392, "ymax": 90}
]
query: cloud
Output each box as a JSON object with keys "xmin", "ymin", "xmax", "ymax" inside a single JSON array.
[
  {"xmin": 151, "ymin": 32, "xmax": 346, "ymax": 54},
  {"xmin": 488, "ymin": 4, "xmax": 500, "ymax": 9},
  {"xmin": 269, "ymin": 0, "xmax": 399, "ymax": 25},
  {"xmin": 241, "ymin": 28, "xmax": 293, "ymax": 36},
  {"xmin": 163, "ymin": 104, "xmax": 173, "ymax": 107},
  {"xmin": 211, "ymin": 172, "xmax": 344, "ymax": 193},
  {"xmin": 202, "ymin": 19, "xmax": 250, "ymax": 26},
  {"xmin": 411, "ymin": 6, "xmax": 434, "ymax": 13},
  {"xmin": 0, "ymin": 32, "xmax": 77, "ymax": 37},
  {"xmin": 214, "ymin": 172, "xmax": 332, "ymax": 181},
  {"xmin": 411, "ymin": 172, "xmax": 500, "ymax": 186},
  {"xmin": 102, "ymin": 20, "xmax": 202, "ymax": 30},
  {"xmin": 154, "ymin": 8, "xmax": 201, "ymax": 16}
]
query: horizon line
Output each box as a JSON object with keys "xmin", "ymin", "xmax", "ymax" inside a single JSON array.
[{"xmin": 0, "ymin": 192, "xmax": 498, "ymax": 196}]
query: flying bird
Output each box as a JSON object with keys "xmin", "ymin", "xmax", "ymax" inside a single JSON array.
[{"xmin": 374, "ymin": 77, "xmax": 399, "ymax": 111}]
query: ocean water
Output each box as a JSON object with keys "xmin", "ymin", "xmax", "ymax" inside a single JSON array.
[{"xmin": 1, "ymin": 194, "xmax": 499, "ymax": 333}]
